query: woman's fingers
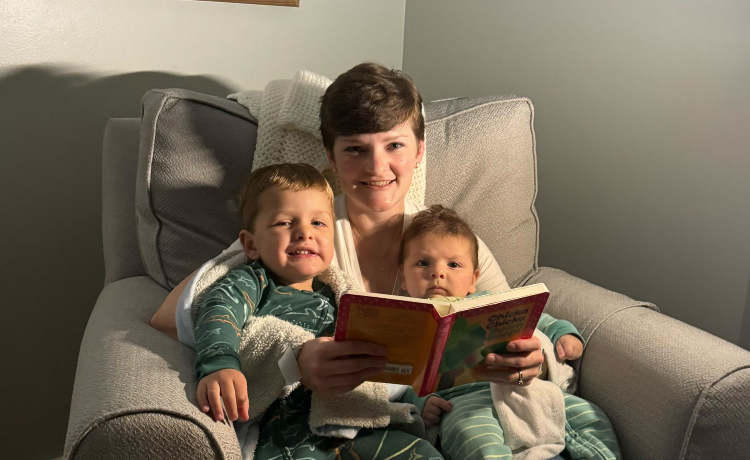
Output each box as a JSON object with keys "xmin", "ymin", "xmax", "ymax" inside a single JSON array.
[
  {"xmin": 327, "ymin": 339, "xmax": 387, "ymax": 359},
  {"xmin": 490, "ymin": 351, "xmax": 537, "ymax": 369},
  {"xmin": 308, "ymin": 361, "xmax": 385, "ymax": 396},
  {"xmin": 487, "ymin": 338, "xmax": 544, "ymax": 369},
  {"xmin": 475, "ymin": 361, "xmax": 541, "ymax": 385},
  {"xmin": 507, "ymin": 336, "xmax": 542, "ymax": 352},
  {"xmin": 321, "ymin": 366, "xmax": 385, "ymax": 390},
  {"xmin": 321, "ymin": 355, "xmax": 387, "ymax": 375},
  {"xmin": 298, "ymin": 337, "xmax": 388, "ymax": 395}
]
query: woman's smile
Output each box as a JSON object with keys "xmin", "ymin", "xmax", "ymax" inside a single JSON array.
[
  {"xmin": 361, "ymin": 179, "xmax": 396, "ymax": 189},
  {"xmin": 329, "ymin": 122, "xmax": 425, "ymax": 213}
]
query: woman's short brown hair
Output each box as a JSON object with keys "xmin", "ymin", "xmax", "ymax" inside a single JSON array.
[
  {"xmin": 239, "ymin": 163, "xmax": 334, "ymax": 231},
  {"xmin": 320, "ymin": 62, "xmax": 425, "ymax": 152},
  {"xmin": 399, "ymin": 205, "xmax": 479, "ymax": 269}
]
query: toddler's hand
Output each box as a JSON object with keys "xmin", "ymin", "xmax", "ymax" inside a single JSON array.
[
  {"xmin": 197, "ymin": 369, "xmax": 249, "ymax": 422},
  {"xmin": 555, "ymin": 334, "xmax": 583, "ymax": 361},
  {"xmin": 421, "ymin": 396, "xmax": 452, "ymax": 429}
]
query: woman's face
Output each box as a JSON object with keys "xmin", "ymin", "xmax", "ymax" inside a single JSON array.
[{"xmin": 328, "ymin": 122, "xmax": 425, "ymax": 214}]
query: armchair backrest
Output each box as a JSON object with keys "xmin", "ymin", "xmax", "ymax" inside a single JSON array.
[{"xmin": 103, "ymin": 89, "xmax": 541, "ymax": 289}]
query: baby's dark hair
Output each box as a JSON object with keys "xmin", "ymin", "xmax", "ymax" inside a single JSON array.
[
  {"xmin": 319, "ymin": 62, "xmax": 425, "ymax": 152},
  {"xmin": 398, "ymin": 205, "xmax": 479, "ymax": 269}
]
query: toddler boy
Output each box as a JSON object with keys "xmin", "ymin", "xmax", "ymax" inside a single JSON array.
[{"xmin": 192, "ymin": 162, "xmax": 337, "ymax": 422}]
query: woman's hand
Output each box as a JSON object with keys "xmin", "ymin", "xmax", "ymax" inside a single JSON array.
[
  {"xmin": 473, "ymin": 336, "xmax": 544, "ymax": 386},
  {"xmin": 297, "ymin": 337, "xmax": 387, "ymax": 396}
]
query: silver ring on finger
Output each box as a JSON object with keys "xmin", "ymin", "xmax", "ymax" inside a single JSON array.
[{"xmin": 517, "ymin": 369, "xmax": 524, "ymax": 385}]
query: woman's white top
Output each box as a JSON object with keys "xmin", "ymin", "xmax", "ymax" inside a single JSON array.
[
  {"xmin": 175, "ymin": 195, "xmax": 510, "ymax": 347},
  {"xmin": 332, "ymin": 195, "xmax": 510, "ymax": 295}
]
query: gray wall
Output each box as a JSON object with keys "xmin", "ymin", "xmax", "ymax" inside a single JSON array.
[
  {"xmin": 0, "ymin": 1, "xmax": 405, "ymax": 458},
  {"xmin": 403, "ymin": 0, "xmax": 750, "ymax": 346}
]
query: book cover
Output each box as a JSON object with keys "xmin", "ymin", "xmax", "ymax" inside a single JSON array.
[{"xmin": 334, "ymin": 284, "xmax": 549, "ymax": 396}]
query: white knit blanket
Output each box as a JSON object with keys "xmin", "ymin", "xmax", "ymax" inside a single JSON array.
[{"xmin": 228, "ymin": 70, "xmax": 426, "ymax": 205}]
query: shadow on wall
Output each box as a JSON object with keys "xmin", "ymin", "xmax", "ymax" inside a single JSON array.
[{"xmin": 0, "ymin": 66, "xmax": 234, "ymax": 460}]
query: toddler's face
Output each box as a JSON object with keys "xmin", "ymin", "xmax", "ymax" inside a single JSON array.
[
  {"xmin": 240, "ymin": 188, "xmax": 334, "ymax": 290},
  {"xmin": 400, "ymin": 233, "xmax": 479, "ymax": 299}
]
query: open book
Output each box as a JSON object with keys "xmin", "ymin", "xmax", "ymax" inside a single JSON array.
[{"xmin": 334, "ymin": 284, "xmax": 549, "ymax": 396}]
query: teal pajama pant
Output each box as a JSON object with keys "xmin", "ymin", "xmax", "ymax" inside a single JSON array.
[
  {"xmin": 435, "ymin": 382, "xmax": 621, "ymax": 460},
  {"xmin": 437, "ymin": 382, "xmax": 512, "ymax": 460}
]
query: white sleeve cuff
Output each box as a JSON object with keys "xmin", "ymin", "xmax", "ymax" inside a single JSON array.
[
  {"xmin": 278, "ymin": 345, "xmax": 302, "ymax": 385},
  {"xmin": 175, "ymin": 269, "xmax": 202, "ymax": 350}
]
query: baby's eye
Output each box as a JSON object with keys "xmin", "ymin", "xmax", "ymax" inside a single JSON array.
[
  {"xmin": 274, "ymin": 221, "xmax": 291, "ymax": 227},
  {"xmin": 312, "ymin": 220, "xmax": 327, "ymax": 227},
  {"xmin": 416, "ymin": 260, "xmax": 429, "ymax": 267},
  {"xmin": 448, "ymin": 262, "xmax": 461, "ymax": 269}
]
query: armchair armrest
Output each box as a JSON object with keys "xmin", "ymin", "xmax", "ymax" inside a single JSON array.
[
  {"xmin": 64, "ymin": 276, "xmax": 241, "ymax": 460},
  {"xmin": 528, "ymin": 267, "xmax": 750, "ymax": 460}
]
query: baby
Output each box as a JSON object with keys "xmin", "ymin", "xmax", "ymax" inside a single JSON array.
[{"xmin": 398, "ymin": 204, "xmax": 585, "ymax": 459}]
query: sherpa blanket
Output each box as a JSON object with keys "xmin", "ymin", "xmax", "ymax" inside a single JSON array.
[
  {"xmin": 190, "ymin": 251, "xmax": 577, "ymax": 460},
  {"xmin": 189, "ymin": 250, "xmax": 420, "ymax": 459},
  {"xmin": 228, "ymin": 70, "xmax": 427, "ymax": 205}
]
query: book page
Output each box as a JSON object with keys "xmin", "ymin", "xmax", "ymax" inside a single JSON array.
[
  {"xmin": 335, "ymin": 294, "xmax": 440, "ymax": 388},
  {"xmin": 428, "ymin": 291, "xmax": 548, "ymax": 393},
  {"xmin": 448, "ymin": 284, "xmax": 549, "ymax": 314}
]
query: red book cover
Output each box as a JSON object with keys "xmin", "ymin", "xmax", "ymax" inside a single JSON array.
[{"xmin": 335, "ymin": 284, "xmax": 549, "ymax": 396}]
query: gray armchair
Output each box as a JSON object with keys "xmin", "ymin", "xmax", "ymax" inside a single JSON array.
[{"xmin": 65, "ymin": 89, "xmax": 750, "ymax": 460}]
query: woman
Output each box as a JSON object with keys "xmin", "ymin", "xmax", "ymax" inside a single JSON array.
[{"xmin": 150, "ymin": 63, "xmax": 550, "ymax": 458}]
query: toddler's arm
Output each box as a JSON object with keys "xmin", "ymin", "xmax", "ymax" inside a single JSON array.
[{"xmin": 193, "ymin": 265, "xmax": 263, "ymax": 421}]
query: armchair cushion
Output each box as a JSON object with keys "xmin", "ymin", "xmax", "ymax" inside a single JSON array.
[
  {"xmin": 424, "ymin": 96, "xmax": 539, "ymax": 287},
  {"xmin": 136, "ymin": 89, "xmax": 257, "ymax": 289}
]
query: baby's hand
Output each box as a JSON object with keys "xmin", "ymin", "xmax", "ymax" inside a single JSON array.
[
  {"xmin": 421, "ymin": 396, "xmax": 452, "ymax": 429},
  {"xmin": 555, "ymin": 334, "xmax": 583, "ymax": 361},
  {"xmin": 197, "ymin": 369, "xmax": 249, "ymax": 422}
]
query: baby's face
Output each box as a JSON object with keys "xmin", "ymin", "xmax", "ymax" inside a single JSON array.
[{"xmin": 400, "ymin": 233, "xmax": 479, "ymax": 299}]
